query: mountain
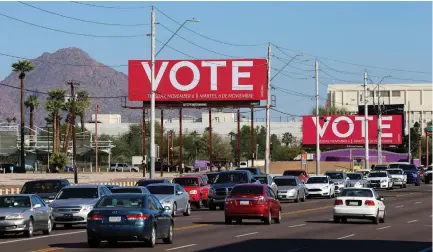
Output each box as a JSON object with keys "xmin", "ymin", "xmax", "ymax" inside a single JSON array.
[{"xmin": 0, "ymin": 47, "xmax": 203, "ymax": 127}]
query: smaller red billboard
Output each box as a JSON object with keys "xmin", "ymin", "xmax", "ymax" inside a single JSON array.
[
  {"xmin": 302, "ymin": 115, "xmax": 403, "ymax": 145},
  {"xmin": 128, "ymin": 59, "xmax": 268, "ymax": 102}
]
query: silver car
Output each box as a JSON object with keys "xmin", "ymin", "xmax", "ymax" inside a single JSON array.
[
  {"xmin": 49, "ymin": 184, "xmax": 111, "ymax": 229},
  {"xmin": 346, "ymin": 172, "xmax": 370, "ymax": 188},
  {"xmin": 325, "ymin": 171, "xmax": 349, "ymax": 194},
  {"xmin": 274, "ymin": 176, "xmax": 307, "ymax": 202},
  {"xmin": 253, "ymin": 174, "xmax": 278, "ymax": 195},
  {"xmin": 146, "ymin": 183, "xmax": 191, "ymax": 217},
  {"xmin": 0, "ymin": 194, "xmax": 52, "ymax": 237}
]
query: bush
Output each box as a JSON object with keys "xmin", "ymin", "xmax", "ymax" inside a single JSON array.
[{"xmin": 50, "ymin": 152, "xmax": 68, "ymax": 172}]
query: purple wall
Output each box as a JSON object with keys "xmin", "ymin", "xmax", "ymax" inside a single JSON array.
[{"xmin": 315, "ymin": 148, "xmax": 408, "ymax": 163}]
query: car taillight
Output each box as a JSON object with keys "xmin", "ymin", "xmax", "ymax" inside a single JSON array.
[
  {"xmin": 225, "ymin": 198, "xmax": 233, "ymax": 204},
  {"xmin": 126, "ymin": 213, "xmax": 148, "ymax": 220},
  {"xmin": 334, "ymin": 200, "xmax": 343, "ymax": 205},
  {"xmin": 88, "ymin": 213, "xmax": 103, "ymax": 220},
  {"xmin": 365, "ymin": 200, "xmax": 375, "ymax": 206},
  {"xmin": 257, "ymin": 196, "xmax": 267, "ymax": 205}
]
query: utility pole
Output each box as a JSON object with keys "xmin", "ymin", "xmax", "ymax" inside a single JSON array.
[
  {"xmin": 66, "ymin": 80, "xmax": 80, "ymax": 184},
  {"xmin": 95, "ymin": 104, "xmax": 99, "ymax": 172},
  {"xmin": 315, "ymin": 59, "xmax": 320, "ymax": 175},
  {"xmin": 408, "ymin": 101, "xmax": 411, "ymax": 163},
  {"xmin": 149, "ymin": 6, "xmax": 156, "ymax": 179},
  {"xmin": 363, "ymin": 71, "xmax": 370, "ymax": 170},
  {"xmin": 265, "ymin": 43, "xmax": 271, "ymax": 174},
  {"xmin": 377, "ymin": 84, "xmax": 382, "ymax": 165}
]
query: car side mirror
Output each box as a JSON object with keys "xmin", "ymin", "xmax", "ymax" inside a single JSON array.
[
  {"xmin": 379, "ymin": 197, "xmax": 384, "ymax": 201},
  {"xmin": 33, "ymin": 204, "xmax": 41, "ymax": 208},
  {"xmin": 176, "ymin": 191, "xmax": 183, "ymax": 195},
  {"xmin": 164, "ymin": 206, "xmax": 171, "ymax": 211}
]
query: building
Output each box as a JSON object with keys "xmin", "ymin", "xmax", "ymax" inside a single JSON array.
[
  {"xmin": 328, "ymin": 83, "xmax": 433, "ymax": 135},
  {"xmin": 91, "ymin": 114, "xmax": 121, "ymax": 124}
]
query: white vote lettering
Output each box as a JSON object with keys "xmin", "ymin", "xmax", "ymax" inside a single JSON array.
[
  {"xmin": 332, "ymin": 116, "xmax": 354, "ymax": 138},
  {"xmin": 201, "ymin": 61, "xmax": 226, "ymax": 91},
  {"xmin": 381, "ymin": 116, "xmax": 393, "ymax": 138},
  {"xmin": 312, "ymin": 116, "xmax": 380, "ymax": 138}
]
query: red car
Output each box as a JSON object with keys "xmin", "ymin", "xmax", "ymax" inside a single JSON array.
[
  {"xmin": 224, "ymin": 184, "xmax": 281, "ymax": 225},
  {"xmin": 283, "ymin": 170, "xmax": 309, "ymax": 183},
  {"xmin": 172, "ymin": 176, "xmax": 210, "ymax": 209}
]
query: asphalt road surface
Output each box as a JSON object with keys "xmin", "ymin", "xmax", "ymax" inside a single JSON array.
[{"xmin": 1, "ymin": 184, "xmax": 431, "ymax": 252}]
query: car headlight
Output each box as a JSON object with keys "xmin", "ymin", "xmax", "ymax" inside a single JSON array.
[
  {"xmin": 287, "ymin": 189, "xmax": 296, "ymax": 195},
  {"xmin": 81, "ymin": 205, "xmax": 93, "ymax": 212},
  {"xmin": 355, "ymin": 182, "xmax": 361, "ymax": 186},
  {"xmin": 5, "ymin": 214, "xmax": 24, "ymax": 220},
  {"xmin": 322, "ymin": 186, "xmax": 329, "ymax": 190},
  {"xmin": 380, "ymin": 179, "xmax": 386, "ymax": 183},
  {"xmin": 163, "ymin": 200, "xmax": 172, "ymax": 204},
  {"xmin": 189, "ymin": 190, "xmax": 197, "ymax": 195}
]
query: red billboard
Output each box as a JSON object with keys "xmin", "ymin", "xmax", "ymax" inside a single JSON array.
[
  {"xmin": 128, "ymin": 59, "xmax": 268, "ymax": 102},
  {"xmin": 302, "ymin": 115, "xmax": 403, "ymax": 145}
]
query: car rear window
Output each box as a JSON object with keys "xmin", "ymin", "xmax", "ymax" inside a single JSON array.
[
  {"xmin": 254, "ymin": 176, "xmax": 268, "ymax": 184},
  {"xmin": 110, "ymin": 188, "xmax": 142, "ymax": 194},
  {"xmin": 340, "ymin": 189, "xmax": 373, "ymax": 197},
  {"xmin": 172, "ymin": 178, "xmax": 199, "ymax": 186},
  {"xmin": 230, "ymin": 186, "xmax": 263, "ymax": 195},
  {"xmin": 283, "ymin": 170, "xmax": 304, "ymax": 176},
  {"xmin": 136, "ymin": 180, "xmax": 165, "ymax": 187},
  {"xmin": 95, "ymin": 197, "xmax": 144, "ymax": 208},
  {"xmin": 21, "ymin": 180, "xmax": 63, "ymax": 194},
  {"xmin": 274, "ymin": 178, "xmax": 297, "ymax": 186},
  {"xmin": 387, "ymin": 169, "xmax": 403, "ymax": 175},
  {"xmin": 147, "ymin": 186, "xmax": 174, "ymax": 195},
  {"xmin": 347, "ymin": 174, "xmax": 362, "ymax": 180},
  {"xmin": 368, "ymin": 172, "xmax": 387, "ymax": 178},
  {"xmin": 56, "ymin": 188, "xmax": 98, "ymax": 199},
  {"xmin": 374, "ymin": 166, "xmax": 388, "ymax": 170}
]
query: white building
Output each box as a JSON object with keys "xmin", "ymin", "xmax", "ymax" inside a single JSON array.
[
  {"xmin": 328, "ymin": 83, "xmax": 433, "ymax": 135},
  {"xmin": 91, "ymin": 114, "xmax": 122, "ymax": 124}
]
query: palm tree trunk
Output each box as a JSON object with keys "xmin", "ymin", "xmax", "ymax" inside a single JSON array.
[
  {"xmin": 80, "ymin": 114, "xmax": 85, "ymax": 132},
  {"xmin": 20, "ymin": 78, "xmax": 25, "ymax": 170},
  {"xmin": 29, "ymin": 107, "xmax": 34, "ymax": 136},
  {"xmin": 63, "ymin": 113, "xmax": 71, "ymax": 152},
  {"xmin": 53, "ymin": 112, "xmax": 57, "ymax": 153},
  {"xmin": 57, "ymin": 114, "xmax": 61, "ymax": 153}
]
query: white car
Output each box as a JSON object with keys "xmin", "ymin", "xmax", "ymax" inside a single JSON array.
[
  {"xmin": 386, "ymin": 168, "xmax": 407, "ymax": 188},
  {"xmin": 333, "ymin": 188, "xmax": 386, "ymax": 224},
  {"xmin": 305, "ymin": 176, "xmax": 335, "ymax": 199},
  {"xmin": 367, "ymin": 171, "xmax": 394, "ymax": 190}
]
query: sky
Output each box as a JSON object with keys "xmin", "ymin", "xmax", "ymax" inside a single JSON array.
[{"xmin": 0, "ymin": 1, "xmax": 431, "ymax": 121}]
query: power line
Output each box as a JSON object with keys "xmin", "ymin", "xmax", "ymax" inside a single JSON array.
[
  {"xmin": 70, "ymin": 1, "xmax": 151, "ymax": 9},
  {"xmin": 0, "ymin": 12, "xmax": 147, "ymax": 38},
  {"xmin": 19, "ymin": 2, "xmax": 150, "ymax": 26},
  {"xmin": 154, "ymin": 7, "xmax": 268, "ymax": 47}
]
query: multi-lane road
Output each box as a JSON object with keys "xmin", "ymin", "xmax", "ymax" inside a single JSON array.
[{"xmin": 0, "ymin": 184, "xmax": 431, "ymax": 252}]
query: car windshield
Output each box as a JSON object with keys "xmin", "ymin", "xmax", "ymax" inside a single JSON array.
[
  {"xmin": 368, "ymin": 172, "xmax": 387, "ymax": 178},
  {"xmin": 340, "ymin": 189, "xmax": 373, "ymax": 197},
  {"xmin": 172, "ymin": 178, "xmax": 199, "ymax": 186},
  {"xmin": 347, "ymin": 174, "xmax": 362, "ymax": 180},
  {"xmin": 215, "ymin": 173, "xmax": 248, "ymax": 183},
  {"xmin": 398, "ymin": 164, "xmax": 417, "ymax": 171},
  {"xmin": 147, "ymin": 186, "xmax": 174, "ymax": 195},
  {"xmin": 230, "ymin": 186, "xmax": 263, "ymax": 195},
  {"xmin": 21, "ymin": 180, "xmax": 63, "ymax": 194},
  {"xmin": 374, "ymin": 166, "xmax": 388, "ymax": 170},
  {"xmin": 237, "ymin": 168, "xmax": 258, "ymax": 175},
  {"xmin": 307, "ymin": 177, "xmax": 328, "ymax": 184},
  {"xmin": 95, "ymin": 196, "xmax": 144, "ymax": 208},
  {"xmin": 0, "ymin": 196, "xmax": 31, "ymax": 208},
  {"xmin": 206, "ymin": 174, "xmax": 218, "ymax": 184},
  {"xmin": 326, "ymin": 173, "xmax": 344, "ymax": 179},
  {"xmin": 110, "ymin": 188, "xmax": 143, "ymax": 194},
  {"xmin": 254, "ymin": 176, "xmax": 268, "ymax": 184},
  {"xmin": 274, "ymin": 178, "xmax": 297, "ymax": 186},
  {"xmin": 283, "ymin": 170, "xmax": 304, "ymax": 176},
  {"xmin": 387, "ymin": 170, "xmax": 403, "ymax": 175},
  {"xmin": 56, "ymin": 188, "xmax": 98, "ymax": 199},
  {"xmin": 136, "ymin": 180, "xmax": 165, "ymax": 187}
]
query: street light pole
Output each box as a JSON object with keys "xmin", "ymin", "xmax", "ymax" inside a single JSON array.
[
  {"xmin": 363, "ymin": 71, "xmax": 370, "ymax": 170},
  {"xmin": 376, "ymin": 75, "xmax": 391, "ymax": 165},
  {"xmin": 149, "ymin": 6, "xmax": 156, "ymax": 179},
  {"xmin": 66, "ymin": 80, "xmax": 80, "ymax": 184},
  {"xmin": 265, "ymin": 43, "xmax": 271, "ymax": 174},
  {"xmin": 315, "ymin": 59, "xmax": 320, "ymax": 175}
]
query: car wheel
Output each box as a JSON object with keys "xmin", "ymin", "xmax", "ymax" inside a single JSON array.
[
  {"xmin": 172, "ymin": 203, "xmax": 177, "ymax": 217},
  {"xmin": 183, "ymin": 202, "xmax": 191, "ymax": 216},
  {"xmin": 390, "ymin": 185, "xmax": 394, "ymax": 190},
  {"xmin": 372, "ymin": 212, "xmax": 379, "ymax": 224},
  {"xmin": 328, "ymin": 190, "xmax": 332, "ymax": 199},
  {"xmin": 24, "ymin": 218, "xmax": 34, "ymax": 237},
  {"xmin": 294, "ymin": 193, "xmax": 300, "ymax": 203},
  {"xmin": 274, "ymin": 209, "xmax": 281, "ymax": 224},
  {"xmin": 415, "ymin": 182, "xmax": 420, "ymax": 186},
  {"xmin": 264, "ymin": 211, "xmax": 272, "ymax": 225},
  {"xmin": 145, "ymin": 225, "xmax": 156, "ymax": 248},
  {"xmin": 42, "ymin": 218, "xmax": 52, "ymax": 235},
  {"xmin": 341, "ymin": 217, "xmax": 348, "ymax": 224},
  {"xmin": 380, "ymin": 210, "xmax": 386, "ymax": 223},
  {"xmin": 0, "ymin": 232, "xmax": 4, "ymax": 238},
  {"xmin": 225, "ymin": 216, "xmax": 232, "ymax": 224},
  {"xmin": 196, "ymin": 197, "xmax": 203, "ymax": 209},
  {"xmin": 403, "ymin": 183, "xmax": 407, "ymax": 188},
  {"xmin": 333, "ymin": 216, "xmax": 340, "ymax": 223},
  {"xmin": 163, "ymin": 223, "xmax": 173, "ymax": 244},
  {"xmin": 209, "ymin": 202, "xmax": 216, "ymax": 211},
  {"xmin": 301, "ymin": 192, "xmax": 306, "ymax": 202},
  {"xmin": 400, "ymin": 184, "xmax": 404, "ymax": 188},
  {"xmin": 236, "ymin": 218, "xmax": 242, "ymax": 224},
  {"xmin": 87, "ymin": 237, "xmax": 101, "ymax": 248}
]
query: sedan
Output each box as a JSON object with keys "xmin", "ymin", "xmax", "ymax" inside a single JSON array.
[
  {"xmin": 253, "ymin": 174, "xmax": 278, "ymax": 195},
  {"xmin": 274, "ymin": 176, "xmax": 307, "ymax": 202},
  {"xmin": 146, "ymin": 183, "xmax": 191, "ymax": 217},
  {"xmin": 0, "ymin": 194, "xmax": 52, "ymax": 237},
  {"xmin": 87, "ymin": 193, "xmax": 173, "ymax": 248},
  {"xmin": 347, "ymin": 172, "xmax": 370, "ymax": 188}
]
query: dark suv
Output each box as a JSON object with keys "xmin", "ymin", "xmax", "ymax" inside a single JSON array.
[
  {"xmin": 20, "ymin": 179, "xmax": 70, "ymax": 203},
  {"xmin": 236, "ymin": 167, "xmax": 262, "ymax": 175}
]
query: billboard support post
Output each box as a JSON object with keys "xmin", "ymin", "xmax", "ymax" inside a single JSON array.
[
  {"xmin": 142, "ymin": 104, "xmax": 146, "ymax": 177},
  {"xmin": 363, "ymin": 71, "xmax": 370, "ymax": 170},
  {"xmin": 251, "ymin": 108, "xmax": 255, "ymax": 167},
  {"xmin": 179, "ymin": 108, "xmax": 183, "ymax": 173},
  {"xmin": 237, "ymin": 109, "xmax": 241, "ymax": 167},
  {"xmin": 265, "ymin": 43, "xmax": 271, "ymax": 174},
  {"xmin": 160, "ymin": 110, "xmax": 164, "ymax": 177},
  {"xmin": 407, "ymin": 102, "xmax": 411, "ymax": 162},
  {"xmin": 315, "ymin": 59, "xmax": 320, "ymax": 175},
  {"xmin": 149, "ymin": 6, "xmax": 156, "ymax": 179},
  {"xmin": 208, "ymin": 109, "xmax": 212, "ymax": 171}
]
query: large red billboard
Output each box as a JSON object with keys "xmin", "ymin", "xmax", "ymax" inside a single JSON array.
[
  {"xmin": 128, "ymin": 59, "xmax": 268, "ymax": 102},
  {"xmin": 302, "ymin": 115, "xmax": 403, "ymax": 145}
]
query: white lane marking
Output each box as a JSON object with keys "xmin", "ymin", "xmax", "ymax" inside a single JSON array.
[
  {"xmin": 377, "ymin": 226, "xmax": 391, "ymax": 230},
  {"xmin": 0, "ymin": 230, "xmax": 85, "ymax": 245},
  {"xmin": 407, "ymin": 220, "xmax": 418, "ymax": 223},
  {"xmin": 289, "ymin": 224, "xmax": 307, "ymax": 228},
  {"xmin": 415, "ymin": 202, "xmax": 422, "ymax": 204},
  {"xmin": 396, "ymin": 205, "xmax": 404, "ymax": 208},
  {"xmin": 337, "ymin": 234, "xmax": 355, "ymax": 240},
  {"xmin": 235, "ymin": 232, "xmax": 259, "ymax": 238},
  {"xmin": 165, "ymin": 244, "xmax": 197, "ymax": 251},
  {"xmin": 417, "ymin": 246, "xmax": 432, "ymax": 252},
  {"xmin": 288, "ymin": 247, "xmax": 308, "ymax": 252}
]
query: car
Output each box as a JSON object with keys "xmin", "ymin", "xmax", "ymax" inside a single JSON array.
[
  {"xmin": 110, "ymin": 186, "xmax": 151, "ymax": 194},
  {"xmin": 273, "ymin": 176, "xmax": 307, "ymax": 202},
  {"xmin": 146, "ymin": 183, "xmax": 191, "ymax": 217},
  {"xmin": 49, "ymin": 184, "xmax": 112, "ymax": 229},
  {"xmin": 224, "ymin": 184, "xmax": 281, "ymax": 225},
  {"xmin": 253, "ymin": 174, "xmax": 278, "ymax": 195},
  {"xmin": 333, "ymin": 188, "xmax": 386, "ymax": 224},
  {"xmin": 366, "ymin": 171, "xmax": 394, "ymax": 190},
  {"xmin": 417, "ymin": 167, "xmax": 426, "ymax": 182},
  {"xmin": 388, "ymin": 163, "xmax": 421, "ymax": 186},
  {"xmin": 86, "ymin": 193, "xmax": 173, "ymax": 248},
  {"xmin": 373, "ymin": 165, "xmax": 389, "ymax": 171},
  {"xmin": 20, "ymin": 179, "xmax": 70, "ymax": 204},
  {"xmin": 0, "ymin": 194, "xmax": 52, "ymax": 237},
  {"xmin": 346, "ymin": 172, "xmax": 370, "ymax": 188},
  {"xmin": 282, "ymin": 170, "xmax": 309, "ymax": 183},
  {"xmin": 205, "ymin": 172, "xmax": 220, "ymax": 184},
  {"xmin": 386, "ymin": 168, "xmax": 407, "ymax": 188},
  {"xmin": 356, "ymin": 169, "xmax": 371, "ymax": 178},
  {"xmin": 172, "ymin": 176, "xmax": 210, "ymax": 209},
  {"xmin": 235, "ymin": 167, "xmax": 262, "ymax": 175},
  {"xmin": 207, "ymin": 170, "xmax": 260, "ymax": 210},
  {"xmin": 110, "ymin": 163, "xmax": 139, "ymax": 172},
  {"xmin": 183, "ymin": 173, "xmax": 210, "ymax": 185},
  {"xmin": 305, "ymin": 176, "xmax": 335, "ymax": 198},
  {"xmin": 425, "ymin": 166, "xmax": 432, "ymax": 184},
  {"xmin": 135, "ymin": 179, "xmax": 171, "ymax": 187},
  {"xmin": 324, "ymin": 171, "xmax": 349, "ymax": 194}
]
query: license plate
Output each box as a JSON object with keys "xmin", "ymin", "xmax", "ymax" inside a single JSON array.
[
  {"xmin": 109, "ymin": 216, "xmax": 121, "ymax": 222},
  {"xmin": 349, "ymin": 202, "xmax": 358, "ymax": 206},
  {"xmin": 240, "ymin": 201, "xmax": 249, "ymax": 205}
]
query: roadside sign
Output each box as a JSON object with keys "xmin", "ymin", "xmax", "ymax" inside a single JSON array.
[{"xmin": 301, "ymin": 153, "xmax": 307, "ymax": 165}]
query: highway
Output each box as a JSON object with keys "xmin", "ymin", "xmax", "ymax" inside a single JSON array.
[{"xmin": 0, "ymin": 185, "xmax": 431, "ymax": 252}]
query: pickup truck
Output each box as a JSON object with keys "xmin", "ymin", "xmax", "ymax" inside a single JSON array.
[
  {"xmin": 172, "ymin": 175, "xmax": 210, "ymax": 209},
  {"xmin": 235, "ymin": 167, "xmax": 262, "ymax": 175},
  {"xmin": 207, "ymin": 170, "xmax": 260, "ymax": 210},
  {"xmin": 386, "ymin": 168, "xmax": 407, "ymax": 188}
]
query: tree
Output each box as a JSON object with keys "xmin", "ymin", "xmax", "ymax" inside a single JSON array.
[
  {"xmin": 199, "ymin": 131, "xmax": 232, "ymax": 162},
  {"xmin": 282, "ymin": 132, "xmax": 295, "ymax": 147},
  {"xmin": 12, "ymin": 60, "xmax": 35, "ymax": 170},
  {"xmin": 76, "ymin": 90, "xmax": 90, "ymax": 132},
  {"xmin": 311, "ymin": 105, "xmax": 351, "ymax": 116},
  {"xmin": 404, "ymin": 122, "xmax": 422, "ymax": 158},
  {"xmin": 24, "ymin": 95, "xmax": 39, "ymax": 136},
  {"xmin": 49, "ymin": 152, "xmax": 68, "ymax": 172},
  {"xmin": 45, "ymin": 89, "xmax": 66, "ymax": 153}
]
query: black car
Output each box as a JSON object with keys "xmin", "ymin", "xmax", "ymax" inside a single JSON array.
[
  {"xmin": 136, "ymin": 179, "xmax": 171, "ymax": 187},
  {"xmin": 20, "ymin": 179, "xmax": 70, "ymax": 203},
  {"xmin": 0, "ymin": 164, "xmax": 26, "ymax": 173},
  {"xmin": 235, "ymin": 167, "xmax": 262, "ymax": 175}
]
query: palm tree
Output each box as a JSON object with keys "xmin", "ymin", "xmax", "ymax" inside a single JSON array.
[
  {"xmin": 62, "ymin": 101, "xmax": 72, "ymax": 152},
  {"xmin": 24, "ymin": 95, "xmax": 39, "ymax": 136},
  {"xmin": 45, "ymin": 89, "xmax": 66, "ymax": 153},
  {"xmin": 76, "ymin": 90, "xmax": 90, "ymax": 132},
  {"xmin": 12, "ymin": 60, "xmax": 35, "ymax": 169},
  {"xmin": 311, "ymin": 105, "xmax": 351, "ymax": 116},
  {"xmin": 282, "ymin": 132, "xmax": 294, "ymax": 147}
]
